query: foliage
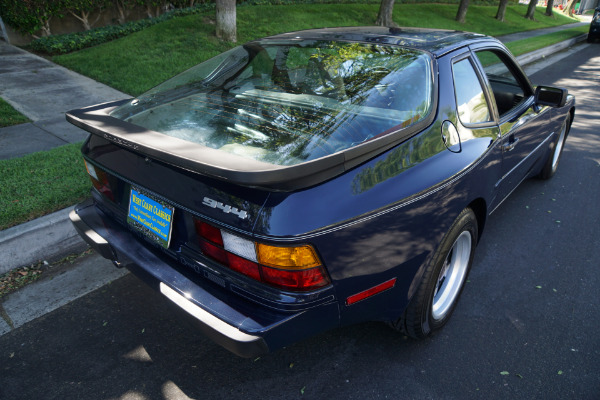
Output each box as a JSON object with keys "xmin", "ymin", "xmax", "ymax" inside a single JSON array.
[
  {"xmin": 0, "ymin": 0, "xmax": 39, "ymax": 35},
  {"xmin": 0, "ymin": 0, "xmax": 64, "ymax": 36},
  {"xmin": 0, "ymin": 264, "xmax": 43, "ymax": 299},
  {"xmin": 0, "ymin": 0, "xmax": 210, "ymax": 36},
  {"xmin": 28, "ymin": 3, "xmax": 214, "ymax": 54},
  {"xmin": 0, "ymin": 248, "xmax": 93, "ymax": 297}
]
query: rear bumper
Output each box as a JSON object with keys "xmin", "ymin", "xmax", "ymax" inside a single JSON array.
[{"xmin": 70, "ymin": 199, "xmax": 339, "ymax": 357}]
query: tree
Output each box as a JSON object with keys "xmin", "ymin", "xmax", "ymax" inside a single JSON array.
[
  {"xmin": 495, "ymin": 0, "xmax": 509, "ymax": 21},
  {"xmin": 562, "ymin": 0, "xmax": 576, "ymax": 16},
  {"xmin": 375, "ymin": 0, "xmax": 398, "ymax": 27},
  {"xmin": 455, "ymin": 0, "xmax": 469, "ymax": 23},
  {"xmin": 67, "ymin": 0, "xmax": 108, "ymax": 30},
  {"xmin": 545, "ymin": 0, "xmax": 555, "ymax": 16},
  {"xmin": 22, "ymin": 0, "xmax": 64, "ymax": 36},
  {"xmin": 113, "ymin": 0, "xmax": 134, "ymax": 24},
  {"xmin": 524, "ymin": 0, "xmax": 537, "ymax": 20},
  {"xmin": 216, "ymin": 0, "xmax": 236, "ymax": 42},
  {"xmin": 136, "ymin": 0, "xmax": 168, "ymax": 18}
]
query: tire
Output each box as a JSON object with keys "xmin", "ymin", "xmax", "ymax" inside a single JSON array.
[
  {"xmin": 538, "ymin": 114, "xmax": 570, "ymax": 180},
  {"xmin": 391, "ymin": 208, "xmax": 478, "ymax": 339}
]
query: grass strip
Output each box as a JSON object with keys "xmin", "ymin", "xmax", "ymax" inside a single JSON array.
[
  {"xmin": 54, "ymin": 4, "xmax": 580, "ymax": 96},
  {"xmin": 506, "ymin": 26, "xmax": 589, "ymax": 56},
  {"xmin": 0, "ymin": 143, "xmax": 90, "ymax": 230},
  {"xmin": 0, "ymin": 248, "xmax": 93, "ymax": 298},
  {"xmin": 0, "ymin": 264, "xmax": 43, "ymax": 299},
  {"xmin": 0, "ymin": 98, "xmax": 30, "ymax": 128}
]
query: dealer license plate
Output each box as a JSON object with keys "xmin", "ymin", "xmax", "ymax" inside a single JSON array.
[{"xmin": 127, "ymin": 187, "xmax": 174, "ymax": 249}]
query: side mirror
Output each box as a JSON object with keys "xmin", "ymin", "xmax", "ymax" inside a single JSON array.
[{"xmin": 535, "ymin": 86, "xmax": 568, "ymax": 108}]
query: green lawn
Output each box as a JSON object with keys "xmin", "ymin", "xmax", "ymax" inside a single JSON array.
[
  {"xmin": 0, "ymin": 143, "xmax": 90, "ymax": 230},
  {"xmin": 54, "ymin": 4, "xmax": 580, "ymax": 96},
  {"xmin": 0, "ymin": 98, "xmax": 30, "ymax": 127},
  {"xmin": 506, "ymin": 26, "xmax": 588, "ymax": 55}
]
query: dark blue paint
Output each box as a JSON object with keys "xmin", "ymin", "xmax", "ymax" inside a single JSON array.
[{"xmin": 70, "ymin": 30, "xmax": 574, "ymax": 357}]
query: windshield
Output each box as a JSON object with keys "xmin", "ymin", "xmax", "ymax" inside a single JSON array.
[{"xmin": 111, "ymin": 40, "xmax": 434, "ymax": 166}]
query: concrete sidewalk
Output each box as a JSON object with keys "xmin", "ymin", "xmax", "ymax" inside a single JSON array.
[{"xmin": 0, "ymin": 42, "xmax": 128, "ymax": 160}]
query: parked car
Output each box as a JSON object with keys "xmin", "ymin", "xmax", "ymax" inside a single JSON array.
[
  {"xmin": 68, "ymin": 27, "xmax": 574, "ymax": 357},
  {"xmin": 588, "ymin": 7, "xmax": 600, "ymax": 42}
]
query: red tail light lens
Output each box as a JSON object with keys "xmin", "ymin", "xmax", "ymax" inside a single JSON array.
[
  {"xmin": 227, "ymin": 253, "xmax": 261, "ymax": 281},
  {"xmin": 195, "ymin": 221, "xmax": 223, "ymax": 246},
  {"xmin": 261, "ymin": 265, "xmax": 329, "ymax": 291},
  {"xmin": 84, "ymin": 160, "xmax": 114, "ymax": 201},
  {"xmin": 198, "ymin": 240, "xmax": 228, "ymax": 265},
  {"xmin": 194, "ymin": 219, "xmax": 329, "ymax": 291}
]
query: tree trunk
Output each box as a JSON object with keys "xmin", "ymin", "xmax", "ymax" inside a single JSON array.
[
  {"xmin": 115, "ymin": 0, "xmax": 128, "ymax": 24},
  {"xmin": 562, "ymin": 0, "xmax": 576, "ymax": 16},
  {"xmin": 524, "ymin": 0, "xmax": 537, "ymax": 20},
  {"xmin": 495, "ymin": 0, "xmax": 509, "ymax": 21},
  {"xmin": 39, "ymin": 13, "xmax": 52, "ymax": 36},
  {"xmin": 216, "ymin": 0, "xmax": 236, "ymax": 42},
  {"xmin": 455, "ymin": 0, "xmax": 469, "ymax": 23},
  {"xmin": 545, "ymin": 0, "xmax": 555, "ymax": 16},
  {"xmin": 375, "ymin": 0, "xmax": 398, "ymax": 27},
  {"xmin": 70, "ymin": 10, "xmax": 92, "ymax": 31}
]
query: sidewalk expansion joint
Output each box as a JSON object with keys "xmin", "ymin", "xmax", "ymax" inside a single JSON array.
[{"xmin": 32, "ymin": 121, "xmax": 71, "ymax": 144}]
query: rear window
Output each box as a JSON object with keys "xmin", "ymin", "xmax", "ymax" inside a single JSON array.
[{"xmin": 111, "ymin": 40, "xmax": 433, "ymax": 166}]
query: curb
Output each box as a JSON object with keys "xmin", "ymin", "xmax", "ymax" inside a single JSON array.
[
  {"xmin": 0, "ymin": 206, "xmax": 86, "ymax": 275},
  {"xmin": 515, "ymin": 34, "xmax": 588, "ymax": 66},
  {"xmin": 0, "ymin": 33, "xmax": 589, "ymax": 277}
]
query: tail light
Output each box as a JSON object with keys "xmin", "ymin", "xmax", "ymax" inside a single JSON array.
[
  {"xmin": 84, "ymin": 160, "xmax": 114, "ymax": 201},
  {"xmin": 194, "ymin": 220, "xmax": 330, "ymax": 291}
]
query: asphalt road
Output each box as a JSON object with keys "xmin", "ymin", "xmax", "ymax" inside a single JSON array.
[{"xmin": 1, "ymin": 44, "xmax": 599, "ymax": 400}]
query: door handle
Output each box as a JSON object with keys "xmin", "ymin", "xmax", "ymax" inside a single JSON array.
[{"xmin": 502, "ymin": 137, "xmax": 520, "ymax": 152}]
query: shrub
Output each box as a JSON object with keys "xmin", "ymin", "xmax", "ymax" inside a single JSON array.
[
  {"xmin": 28, "ymin": 3, "xmax": 214, "ymax": 54},
  {"xmin": 0, "ymin": 0, "xmax": 64, "ymax": 36}
]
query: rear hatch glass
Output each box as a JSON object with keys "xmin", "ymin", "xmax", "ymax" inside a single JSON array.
[{"xmin": 110, "ymin": 40, "xmax": 433, "ymax": 166}]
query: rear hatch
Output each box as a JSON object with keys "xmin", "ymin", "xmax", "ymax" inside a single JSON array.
[{"xmin": 67, "ymin": 37, "xmax": 434, "ymax": 190}]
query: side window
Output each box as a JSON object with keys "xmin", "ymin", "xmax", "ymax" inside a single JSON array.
[
  {"xmin": 474, "ymin": 50, "xmax": 526, "ymax": 118},
  {"xmin": 452, "ymin": 58, "xmax": 491, "ymax": 125}
]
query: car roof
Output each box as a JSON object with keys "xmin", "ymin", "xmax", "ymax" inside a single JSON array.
[{"xmin": 262, "ymin": 26, "xmax": 495, "ymax": 57}]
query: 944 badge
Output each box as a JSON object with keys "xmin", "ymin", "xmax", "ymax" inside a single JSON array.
[{"xmin": 202, "ymin": 197, "xmax": 248, "ymax": 220}]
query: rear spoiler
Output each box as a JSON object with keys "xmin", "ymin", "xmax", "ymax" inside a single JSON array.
[{"xmin": 67, "ymin": 100, "xmax": 432, "ymax": 191}]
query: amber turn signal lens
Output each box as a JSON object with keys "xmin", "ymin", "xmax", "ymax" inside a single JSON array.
[{"xmin": 257, "ymin": 244, "xmax": 321, "ymax": 270}]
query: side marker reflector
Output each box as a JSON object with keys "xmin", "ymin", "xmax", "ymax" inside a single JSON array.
[{"xmin": 346, "ymin": 278, "xmax": 397, "ymax": 306}]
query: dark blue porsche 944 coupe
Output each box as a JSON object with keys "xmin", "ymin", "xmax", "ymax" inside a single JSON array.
[{"xmin": 68, "ymin": 27, "xmax": 574, "ymax": 357}]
